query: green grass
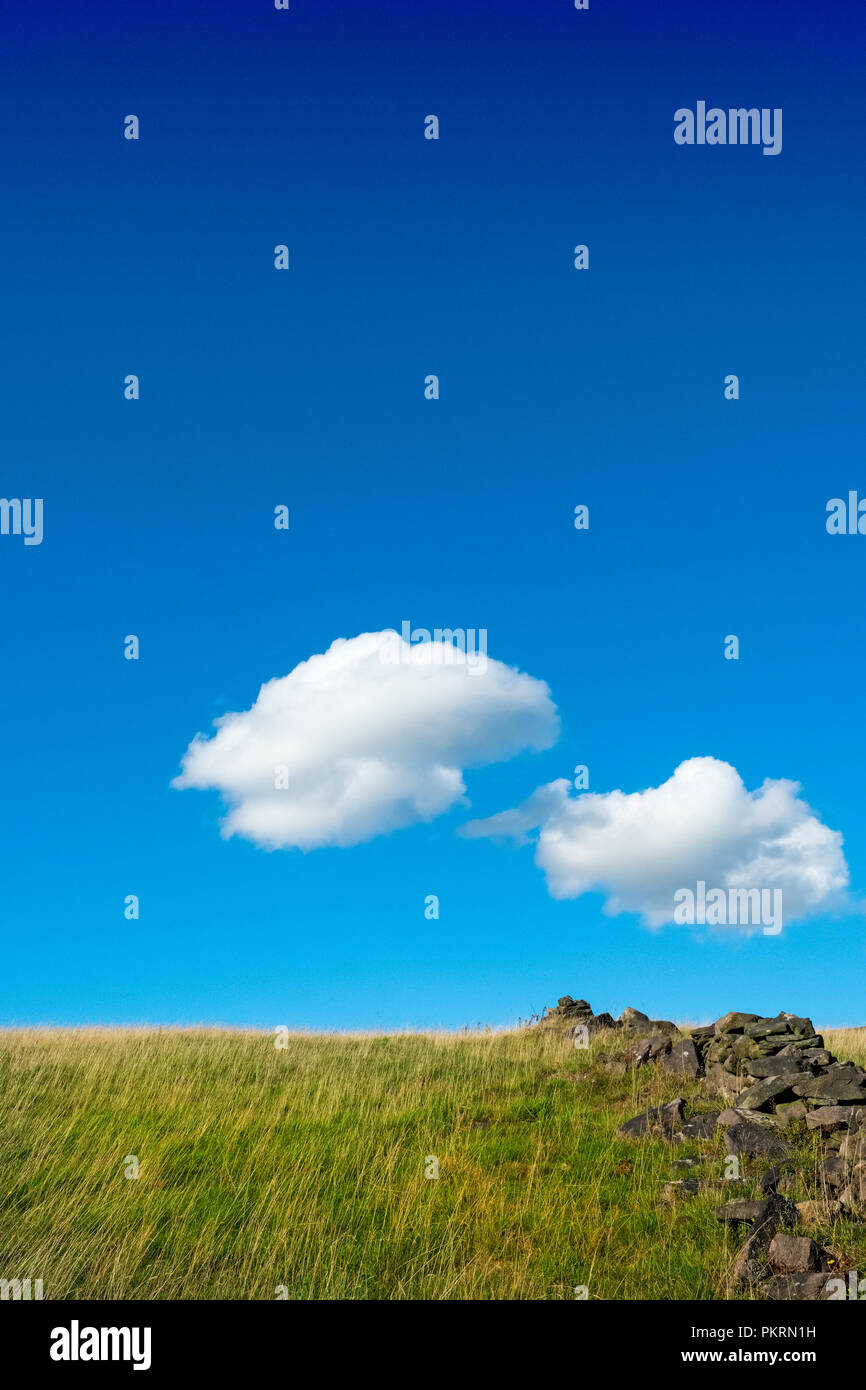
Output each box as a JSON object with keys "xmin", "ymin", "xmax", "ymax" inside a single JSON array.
[{"xmin": 1, "ymin": 1024, "xmax": 864, "ymax": 1299}]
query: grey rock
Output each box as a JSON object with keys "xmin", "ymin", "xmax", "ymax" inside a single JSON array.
[
  {"xmin": 713, "ymin": 1011, "xmax": 760, "ymax": 1035},
  {"xmin": 723, "ymin": 1107, "xmax": 792, "ymax": 1130},
  {"xmin": 617, "ymin": 1097, "xmax": 686, "ymax": 1139},
  {"xmin": 705, "ymin": 1063, "xmax": 750, "ymax": 1100},
  {"xmin": 717, "ymin": 1106, "xmax": 784, "ymax": 1130},
  {"xmin": 768, "ymin": 1233, "xmax": 820, "ymax": 1274},
  {"xmin": 539, "ymin": 994, "xmax": 613, "ymax": 1033},
  {"xmin": 779, "ymin": 1015, "xmax": 816, "ymax": 1037},
  {"xmin": 715, "ymin": 1193, "xmax": 797, "ymax": 1227},
  {"xmin": 750, "ymin": 1038, "xmax": 796, "ymax": 1058},
  {"xmin": 745, "ymin": 1054, "xmax": 807, "ymax": 1079},
  {"xmin": 775, "ymin": 1101, "xmax": 809, "ymax": 1124},
  {"xmin": 784, "ymin": 1048, "xmax": 833, "ymax": 1067},
  {"xmin": 745, "ymin": 1019, "xmax": 798, "ymax": 1040},
  {"xmin": 623, "ymin": 1033, "xmax": 672, "ymax": 1066},
  {"xmin": 763, "ymin": 1273, "xmax": 839, "ymax": 1300},
  {"xmin": 736, "ymin": 1075, "xmax": 799, "ymax": 1112},
  {"xmin": 715, "ymin": 1199, "xmax": 769, "ymax": 1225},
  {"xmin": 725, "ymin": 1121, "xmax": 790, "ymax": 1160},
  {"xmin": 619, "ymin": 1007, "xmax": 651, "ymax": 1027},
  {"xmin": 716, "ymin": 1107, "xmax": 743, "ymax": 1127},
  {"xmin": 624, "ymin": 1037, "xmax": 653, "ymax": 1067},
  {"xmin": 778, "ymin": 1036, "xmax": 826, "ymax": 1054},
  {"xmin": 589, "ymin": 1011, "xmax": 617, "ymax": 1031},
  {"xmin": 806, "ymin": 1106, "xmax": 861, "ymax": 1133},
  {"xmin": 793, "ymin": 1066, "xmax": 866, "ymax": 1104},
  {"xmin": 678, "ymin": 1112, "xmax": 719, "ymax": 1140},
  {"xmin": 661, "ymin": 1037, "xmax": 702, "ymax": 1079},
  {"xmin": 661, "ymin": 1179, "xmax": 701, "ymax": 1203}
]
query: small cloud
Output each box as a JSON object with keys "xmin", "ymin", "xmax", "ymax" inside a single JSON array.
[
  {"xmin": 463, "ymin": 756, "xmax": 850, "ymax": 929},
  {"xmin": 173, "ymin": 630, "xmax": 559, "ymax": 850}
]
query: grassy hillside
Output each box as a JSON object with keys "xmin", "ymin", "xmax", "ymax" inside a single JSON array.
[{"xmin": 1, "ymin": 1024, "xmax": 864, "ymax": 1300}]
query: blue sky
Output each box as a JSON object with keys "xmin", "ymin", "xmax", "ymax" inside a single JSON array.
[{"xmin": 2, "ymin": 0, "xmax": 865, "ymax": 1029}]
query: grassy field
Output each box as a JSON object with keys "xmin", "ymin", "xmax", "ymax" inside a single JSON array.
[{"xmin": 1, "ymin": 1023, "xmax": 864, "ymax": 1300}]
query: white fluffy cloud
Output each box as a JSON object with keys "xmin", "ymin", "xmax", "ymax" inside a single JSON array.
[
  {"xmin": 172, "ymin": 630, "xmax": 559, "ymax": 850},
  {"xmin": 463, "ymin": 757, "xmax": 849, "ymax": 928}
]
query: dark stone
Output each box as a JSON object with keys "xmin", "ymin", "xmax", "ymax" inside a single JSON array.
[
  {"xmin": 705, "ymin": 1062, "xmax": 749, "ymax": 1100},
  {"xmin": 744, "ymin": 1019, "xmax": 797, "ymax": 1039},
  {"xmin": 618, "ymin": 1097, "xmax": 686, "ymax": 1139},
  {"xmin": 624, "ymin": 1037, "xmax": 653, "ymax": 1067},
  {"xmin": 540, "ymin": 995, "xmax": 624, "ymax": 1037},
  {"xmin": 623, "ymin": 1032, "xmax": 672, "ymax": 1066},
  {"xmin": 794, "ymin": 1049, "xmax": 834, "ymax": 1067},
  {"xmin": 718, "ymin": 1106, "xmax": 786, "ymax": 1130},
  {"xmin": 735, "ymin": 1075, "xmax": 799, "ymax": 1112},
  {"xmin": 745, "ymin": 1014, "xmax": 814, "ymax": 1038},
  {"xmin": 775, "ymin": 1100, "xmax": 809, "ymax": 1124},
  {"xmin": 763, "ymin": 1273, "xmax": 840, "ymax": 1301},
  {"xmin": 589, "ymin": 1011, "xmax": 616, "ymax": 1031},
  {"xmin": 778, "ymin": 1039, "xmax": 828, "ymax": 1056},
  {"xmin": 780, "ymin": 1015, "xmax": 816, "ymax": 1037},
  {"xmin": 662, "ymin": 1037, "xmax": 702, "ymax": 1079},
  {"xmin": 679, "ymin": 1112, "xmax": 719, "ymax": 1140},
  {"xmin": 619, "ymin": 1007, "xmax": 650, "ymax": 1027},
  {"xmin": 793, "ymin": 1066, "xmax": 866, "ymax": 1103},
  {"xmin": 806, "ymin": 1106, "xmax": 861, "ymax": 1133},
  {"xmin": 713, "ymin": 1012, "xmax": 760, "ymax": 1035},
  {"xmin": 768, "ymin": 1234, "xmax": 820, "ymax": 1274},
  {"xmin": 745, "ymin": 1054, "xmax": 808, "ymax": 1079},
  {"xmin": 750, "ymin": 1039, "xmax": 795, "ymax": 1058},
  {"xmin": 715, "ymin": 1199, "xmax": 770, "ymax": 1225},
  {"xmin": 661, "ymin": 1179, "xmax": 701, "ymax": 1202},
  {"xmin": 725, "ymin": 1122, "xmax": 790, "ymax": 1161}
]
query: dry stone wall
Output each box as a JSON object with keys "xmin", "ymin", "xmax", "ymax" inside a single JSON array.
[{"xmin": 538, "ymin": 996, "xmax": 866, "ymax": 1299}]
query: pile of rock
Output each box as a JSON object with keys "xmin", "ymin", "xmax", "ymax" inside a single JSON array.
[
  {"xmin": 539, "ymin": 998, "xmax": 679, "ymax": 1055},
  {"xmin": 712, "ymin": 1199, "xmax": 841, "ymax": 1299},
  {"xmin": 608, "ymin": 1006, "xmax": 866, "ymax": 1138},
  {"xmin": 537, "ymin": 996, "xmax": 620, "ymax": 1034},
  {"xmin": 694, "ymin": 1010, "xmax": 859, "ymax": 1114},
  {"xmin": 537, "ymin": 995, "xmax": 866, "ymax": 1299}
]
